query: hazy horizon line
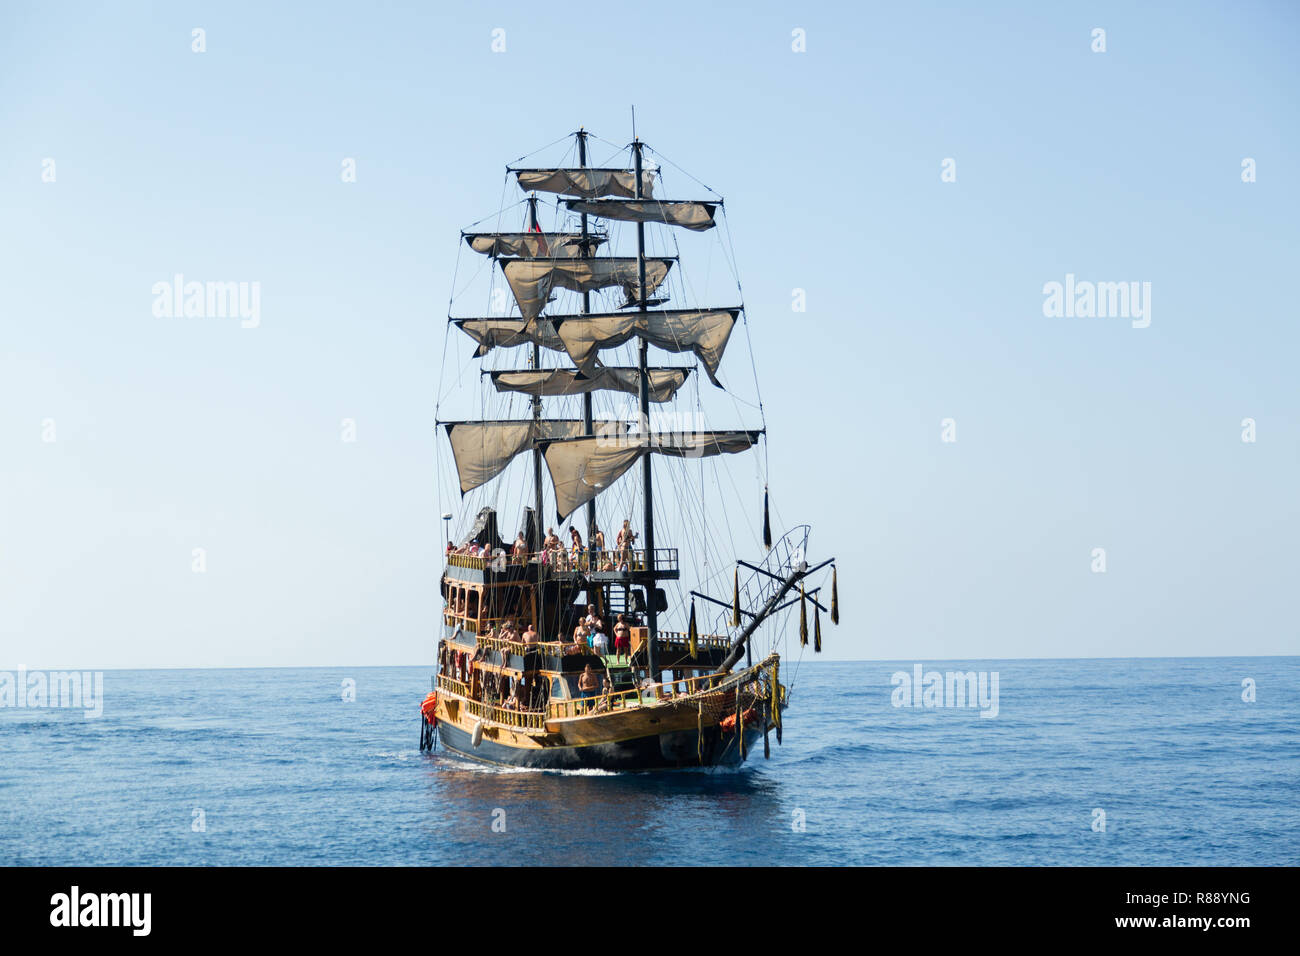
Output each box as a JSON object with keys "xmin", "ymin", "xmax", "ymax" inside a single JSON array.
[{"xmin": 2, "ymin": 654, "xmax": 1296, "ymax": 673}]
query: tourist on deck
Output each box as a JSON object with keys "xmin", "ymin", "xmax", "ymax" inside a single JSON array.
[
  {"xmin": 512, "ymin": 532, "xmax": 527, "ymax": 565},
  {"xmin": 590, "ymin": 621, "xmax": 609, "ymax": 656},
  {"xmin": 614, "ymin": 613, "xmax": 630, "ymax": 657},
  {"xmin": 572, "ymin": 622, "xmax": 591, "ymax": 652},
  {"xmin": 578, "ymin": 664, "xmax": 601, "ymax": 711},
  {"xmin": 592, "ymin": 526, "xmax": 605, "ymax": 565},
  {"xmin": 616, "ymin": 520, "xmax": 637, "ymax": 571},
  {"xmin": 522, "ymin": 623, "xmax": 538, "ymax": 646}
]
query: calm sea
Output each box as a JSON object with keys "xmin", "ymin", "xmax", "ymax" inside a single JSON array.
[{"xmin": 1, "ymin": 658, "xmax": 1295, "ymax": 866}]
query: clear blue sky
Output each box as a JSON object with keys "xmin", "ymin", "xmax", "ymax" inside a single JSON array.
[{"xmin": 1, "ymin": 1, "xmax": 1296, "ymax": 668}]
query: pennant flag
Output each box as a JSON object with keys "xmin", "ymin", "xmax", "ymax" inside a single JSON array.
[
  {"xmin": 799, "ymin": 583, "xmax": 808, "ymax": 646},
  {"xmin": 732, "ymin": 567, "xmax": 741, "ymax": 627},
  {"xmin": 762, "ymin": 485, "xmax": 772, "ymax": 550},
  {"xmin": 830, "ymin": 566, "xmax": 839, "ymax": 625},
  {"xmin": 688, "ymin": 600, "xmax": 698, "ymax": 658},
  {"xmin": 530, "ymin": 218, "xmax": 549, "ymax": 256}
]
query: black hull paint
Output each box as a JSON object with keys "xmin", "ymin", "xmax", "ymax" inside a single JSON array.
[{"xmin": 433, "ymin": 718, "xmax": 772, "ymax": 771}]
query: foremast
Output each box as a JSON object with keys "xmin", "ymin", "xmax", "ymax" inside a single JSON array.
[{"xmin": 576, "ymin": 129, "xmax": 597, "ymax": 553}]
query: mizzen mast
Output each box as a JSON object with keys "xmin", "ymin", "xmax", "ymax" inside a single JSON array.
[
  {"xmin": 527, "ymin": 193, "xmax": 545, "ymax": 554},
  {"xmin": 576, "ymin": 128, "xmax": 597, "ymax": 550}
]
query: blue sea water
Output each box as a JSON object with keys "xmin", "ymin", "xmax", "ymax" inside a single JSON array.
[{"xmin": 1, "ymin": 658, "xmax": 1296, "ymax": 866}]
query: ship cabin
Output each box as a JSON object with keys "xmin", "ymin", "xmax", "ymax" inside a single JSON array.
[{"xmin": 436, "ymin": 510, "xmax": 734, "ymax": 726}]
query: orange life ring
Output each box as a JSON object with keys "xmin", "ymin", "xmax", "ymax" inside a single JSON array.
[{"xmin": 719, "ymin": 707, "xmax": 758, "ymax": 732}]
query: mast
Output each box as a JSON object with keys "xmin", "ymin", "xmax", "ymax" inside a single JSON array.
[
  {"xmin": 576, "ymin": 129, "xmax": 596, "ymax": 552},
  {"xmin": 633, "ymin": 138, "xmax": 659, "ymax": 684},
  {"xmin": 527, "ymin": 194, "xmax": 544, "ymax": 555}
]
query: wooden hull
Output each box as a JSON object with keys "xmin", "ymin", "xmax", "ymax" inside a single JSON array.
[
  {"xmin": 431, "ymin": 694, "xmax": 778, "ymax": 771},
  {"xmin": 435, "ymin": 716, "xmax": 770, "ymax": 770}
]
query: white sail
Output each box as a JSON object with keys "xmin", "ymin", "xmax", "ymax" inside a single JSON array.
[
  {"xmin": 443, "ymin": 420, "xmax": 589, "ymax": 494},
  {"xmin": 542, "ymin": 431, "xmax": 762, "ymax": 520},
  {"xmin": 489, "ymin": 367, "xmax": 690, "ymax": 402},
  {"xmin": 514, "ymin": 168, "xmax": 655, "ymax": 200},
  {"xmin": 565, "ymin": 199, "xmax": 717, "ymax": 232},
  {"xmin": 453, "ymin": 318, "xmax": 565, "ymax": 356},
  {"xmin": 553, "ymin": 309, "xmax": 737, "ymax": 386},
  {"xmin": 464, "ymin": 232, "xmax": 601, "ymax": 259},
  {"xmin": 502, "ymin": 258, "xmax": 673, "ymax": 322}
]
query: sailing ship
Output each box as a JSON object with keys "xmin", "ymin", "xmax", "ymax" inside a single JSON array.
[{"xmin": 419, "ymin": 128, "xmax": 838, "ymax": 770}]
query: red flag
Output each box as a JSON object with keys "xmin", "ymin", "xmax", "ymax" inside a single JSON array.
[{"xmin": 530, "ymin": 220, "xmax": 548, "ymax": 257}]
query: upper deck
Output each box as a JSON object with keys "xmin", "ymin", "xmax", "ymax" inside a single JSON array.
[{"xmin": 444, "ymin": 547, "xmax": 680, "ymax": 584}]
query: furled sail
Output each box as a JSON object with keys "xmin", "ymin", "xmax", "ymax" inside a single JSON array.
[
  {"xmin": 565, "ymin": 199, "xmax": 717, "ymax": 232},
  {"xmin": 463, "ymin": 232, "xmax": 604, "ymax": 259},
  {"xmin": 442, "ymin": 419, "xmax": 589, "ymax": 495},
  {"xmin": 551, "ymin": 309, "xmax": 738, "ymax": 386},
  {"xmin": 502, "ymin": 257, "xmax": 673, "ymax": 322},
  {"xmin": 452, "ymin": 318, "xmax": 566, "ymax": 356},
  {"xmin": 541, "ymin": 431, "xmax": 763, "ymax": 520},
  {"xmin": 513, "ymin": 168, "xmax": 655, "ymax": 200},
  {"xmin": 489, "ymin": 367, "xmax": 690, "ymax": 402}
]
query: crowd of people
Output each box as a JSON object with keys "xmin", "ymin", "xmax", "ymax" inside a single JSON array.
[
  {"xmin": 438, "ymin": 640, "xmax": 549, "ymax": 712},
  {"xmin": 437, "ymin": 602, "xmax": 638, "ymax": 718},
  {"xmin": 445, "ymin": 520, "xmax": 642, "ymax": 573},
  {"xmin": 566, "ymin": 604, "xmax": 633, "ymax": 658},
  {"xmin": 470, "ymin": 605, "xmax": 633, "ymax": 659}
]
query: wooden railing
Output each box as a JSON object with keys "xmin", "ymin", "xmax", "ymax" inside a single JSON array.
[
  {"xmin": 548, "ymin": 687, "xmax": 643, "ymax": 720},
  {"xmin": 439, "ymin": 654, "xmax": 785, "ymax": 730},
  {"xmin": 657, "ymin": 630, "xmax": 731, "ymax": 652},
  {"xmin": 464, "ymin": 697, "xmax": 548, "ymax": 731},
  {"xmin": 475, "ymin": 634, "xmax": 556, "ymax": 657},
  {"xmin": 468, "ymin": 630, "xmax": 724, "ymax": 657},
  {"xmin": 546, "ymin": 669, "xmax": 743, "ymax": 720},
  {"xmin": 436, "ymin": 674, "xmax": 469, "ymax": 698},
  {"xmin": 443, "ymin": 613, "xmax": 482, "ymax": 635},
  {"xmin": 445, "ymin": 548, "xmax": 680, "ymax": 575}
]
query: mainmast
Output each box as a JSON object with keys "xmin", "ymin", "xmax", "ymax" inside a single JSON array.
[
  {"xmin": 576, "ymin": 129, "xmax": 597, "ymax": 549},
  {"xmin": 527, "ymin": 193, "xmax": 544, "ymax": 554},
  {"xmin": 633, "ymin": 138, "xmax": 659, "ymax": 684}
]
